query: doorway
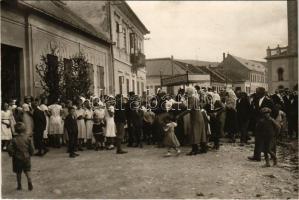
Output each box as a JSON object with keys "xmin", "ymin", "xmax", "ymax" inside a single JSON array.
[{"xmin": 1, "ymin": 44, "xmax": 21, "ymax": 103}]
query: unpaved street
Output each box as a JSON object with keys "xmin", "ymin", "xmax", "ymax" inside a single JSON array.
[{"xmin": 1, "ymin": 141, "xmax": 298, "ymax": 199}]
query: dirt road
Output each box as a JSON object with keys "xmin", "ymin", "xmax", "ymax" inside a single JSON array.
[{"xmin": 1, "ymin": 142, "xmax": 298, "ymax": 199}]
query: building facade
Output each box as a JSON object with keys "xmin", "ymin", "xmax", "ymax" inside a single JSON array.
[
  {"xmin": 197, "ymin": 66, "xmax": 232, "ymax": 93},
  {"xmin": 265, "ymin": 0, "xmax": 298, "ymax": 93},
  {"xmin": 146, "ymin": 57, "xmax": 210, "ymax": 96},
  {"xmin": 1, "ymin": 0, "xmax": 112, "ymax": 102},
  {"xmin": 110, "ymin": 1, "xmax": 149, "ymax": 97},
  {"xmin": 217, "ymin": 53, "xmax": 268, "ymax": 94}
]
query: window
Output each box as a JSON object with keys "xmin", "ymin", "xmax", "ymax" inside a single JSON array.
[
  {"xmin": 132, "ymin": 79, "xmax": 135, "ymax": 92},
  {"xmin": 88, "ymin": 63, "xmax": 94, "ymax": 91},
  {"xmin": 123, "ymin": 28, "xmax": 127, "ymax": 52},
  {"xmin": 126, "ymin": 78, "xmax": 129, "ymax": 95},
  {"xmin": 130, "ymin": 33, "xmax": 135, "ymax": 54},
  {"xmin": 246, "ymin": 87, "xmax": 250, "ymax": 94},
  {"xmin": 116, "ymin": 22, "xmax": 120, "ymax": 48},
  {"xmin": 119, "ymin": 76, "xmax": 123, "ymax": 94},
  {"xmin": 277, "ymin": 68, "xmax": 284, "ymax": 81},
  {"xmin": 137, "ymin": 81, "xmax": 140, "ymax": 95},
  {"xmin": 63, "ymin": 58, "xmax": 72, "ymax": 81},
  {"xmin": 141, "ymin": 82, "xmax": 144, "ymax": 94},
  {"xmin": 97, "ymin": 66, "xmax": 105, "ymax": 96}
]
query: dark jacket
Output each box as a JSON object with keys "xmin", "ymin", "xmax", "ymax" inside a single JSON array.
[
  {"xmin": 283, "ymin": 95, "xmax": 292, "ymax": 116},
  {"xmin": 115, "ymin": 102, "xmax": 127, "ymax": 124},
  {"xmin": 271, "ymin": 94, "xmax": 285, "ymax": 109},
  {"xmin": 8, "ymin": 133, "xmax": 34, "ymax": 161},
  {"xmin": 33, "ymin": 108, "xmax": 46, "ymax": 133},
  {"xmin": 225, "ymin": 107, "xmax": 238, "ymax": 133},
  {"xmin": 256, "ymin": 117, "xmax": 280, "ymax": 138},
  {"xmin": 131, "ymin": 109, "xmax": 144, "ymax": 128},
  {"xmin": 290, "ymin": 94, "xmax": 298, "ymax": 118},
  {"xmin": 64, "ymin": 114, "xmax": 78, "ymax": 134},
  {"xmin": 253, "ymin": 96, "xmax": 278, "ymax": 120},
  {"xmin": 236, "ymin": 97, "xmax": 251, "ymax": 122}
]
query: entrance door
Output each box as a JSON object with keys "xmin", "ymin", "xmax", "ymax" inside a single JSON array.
[{"xmin": 1, "ymin": 44, "xmax": 21, "ymax": 103}]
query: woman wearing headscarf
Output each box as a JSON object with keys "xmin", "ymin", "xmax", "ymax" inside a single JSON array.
[{"xmin": 177, "ymin": 86, "xmax": 207, "ymax": 155}]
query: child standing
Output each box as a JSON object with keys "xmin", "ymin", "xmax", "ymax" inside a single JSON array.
[
  {"xmin": 84, "ymin": 100, "xmax": 94, "ymax": 149},
  {"xmin": 8, "ymin": 122, "xmax": 34, "ymax": 191},
  {"xmin": 64, "ymin": 106, "xmax": 79, "ymax": 158},
  {"xmin": 92, "ymin": 118, "xmax": 106, "ymax": 151},
  {"xmin": 256, "ymin": 107, "xmax": 280, "ymax": 167},
  {"xmin": 163, "ymin": 116, "xmax": 181, "ymax": 157},
  {"xmin": 76, "ymin": 99, "xmax": 86, "ymax": 151},
  {"xmin": 105, "ymin": 106, "xmax": 116, "ymax": 150}
]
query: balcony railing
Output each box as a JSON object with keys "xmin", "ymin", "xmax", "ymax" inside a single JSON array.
[
  {"xmin": 266, "ymin": 45, "xmax": 288, "ymax": 58},
  {"xmin": 130, "ymin": 52, "xmax": 146, "ymax": 73}
]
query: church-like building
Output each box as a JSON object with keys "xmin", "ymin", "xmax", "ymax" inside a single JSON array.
[{"xmin": 266, "ymin": 0, "xmax": 298, "ymax": 93}]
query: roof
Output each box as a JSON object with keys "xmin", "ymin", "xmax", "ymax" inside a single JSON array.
[
  {"xmin": 177, "ymin": 59, "xmax": 219, "ymax": 68},
  {"xmin": 214, "ymin": 67, "xmax": 244, "ymax": 82},
  {"xmin": 146, "ymin": 58, "xmax": 207, "ymax": 77},
  {"xmin": 117, "ymin": 1, "xmax": 150, "ymax": 35},
  {"xmin": 229, "ymin": 54, "xmax": 266, "ymax": 73},
  {"xmin": 174, "ymin": 60, "xmax": 205, "ymax": 74},
  {"xmin": 20, "ymin": 0, "xmax": 111, "ymax": 44},
  {"xmin": 197, "ymin": 66, "xmax": 232, "ymax": 83}
]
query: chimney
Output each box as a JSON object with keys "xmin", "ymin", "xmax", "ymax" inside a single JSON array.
[{"xmin": 223, "ymin": 53, "xmax": 226, "ymax": 61}]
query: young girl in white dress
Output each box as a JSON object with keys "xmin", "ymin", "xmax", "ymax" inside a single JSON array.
[
  {"xmin": 39, "ymin": 98, "xmax": 50, "ymax": 146},
  {"xmin": 48, "ymin": 101, "xmax": 63, "ymax": 147},
  {"xmin": 1, "ymin": 103, "xmax": 15, "ymax": 150},
  {"xmin": 84, "ymin": 100, "xmax": 94, "ymax": 149},
  {"xmin": 105, "ymin": 106, "xmax": 116, "ymax": 150},
  {"xmin": 163, "ymin": 115, "xmax": 181, "ymax": 157},
  {"xmin": 76, "ymin": 99, "xmax": 86, "ymax": 151}
]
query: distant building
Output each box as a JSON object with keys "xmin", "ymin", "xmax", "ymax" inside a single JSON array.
[
  {"xmin": 265, "ymin": 0, "xmax": 298, "ymax": 93},
  {"xmin": 196, "ymin": 66, "xmax": 233, "ymax": 93},
  {"xmin": 217, "ymin": 53, "xmax": 268, "ymax": 94},
  {"xmin": 1, "ymin": 0, "xmax": 112, "ymax": 102},
  {"xmin": 110, "ymin": 1, "xmax": 150, "ymax": 97},
  {"xmin": 146, "ymin": 57, "xmax": 210, "ymax": 96}
]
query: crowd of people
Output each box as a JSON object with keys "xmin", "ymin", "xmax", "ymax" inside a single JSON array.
[{"xmin": 2, "ymin": 85, "xmax": 298, "ymax": 190}]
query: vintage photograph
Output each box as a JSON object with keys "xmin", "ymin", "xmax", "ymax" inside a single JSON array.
[{"xmin": 1, "ymin": 0, "xmax": 298, "ymax": 199}]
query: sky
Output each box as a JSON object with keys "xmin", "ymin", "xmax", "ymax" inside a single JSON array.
[{"xmin": 127, "ymin": 1, "xmax": 288, "ymax": 62}]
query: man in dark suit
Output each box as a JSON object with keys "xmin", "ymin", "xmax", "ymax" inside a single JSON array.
[
  {"xmin": 236, "ymin": 91, "xmax": 251, "ymax": 145},
  {"xmin": 32, "ymin": 102, "xmax": 48, "ymax": 156},
  {"xmin": 64, "ymin": 106, "xmax": 79, "ymax": 158},
  {"xmin": 271, "ymin": 89, "xmax": 285, "ymax": 110},
  {"xmin": 282, "ymin": 88, "xmax": 294, "ymax": 138},
  {"xmin": 288, "ymin": 89, "xmax": 298, "ymax": 139},
  {"xmin": 130, "ymin": 95, "xmax": 144, "ymax": 148},
  {"xmin": 126, "ymin": 92, "xmax": 135, "ymax": 147},
  {"xmin": 114, "ymin": 94, "xmax": 128, "ymax": 154},
  {"xmin": 248, "ymin": 87, "xmax": 278, "ymax": 161}
]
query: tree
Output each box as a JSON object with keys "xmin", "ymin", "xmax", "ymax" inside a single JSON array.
[
  {"xmin": 36, "ymin": 46, "xmax": 65, "ymax": 104},
  {"xmin": 65, "ymin": 52, "xmax": 92, "ymax": 101},
  {"xmin": 36, "ymin": 48, "xmax": 92, "ymax": 103}
]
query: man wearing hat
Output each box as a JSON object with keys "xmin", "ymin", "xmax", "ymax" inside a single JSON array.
[{"xmin": 32, "ymin": 102, "xmax": 48, "ymax": 156}]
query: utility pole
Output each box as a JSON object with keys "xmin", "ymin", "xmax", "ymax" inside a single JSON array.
[
  {"xmin": 171, "ymin": 55, "xmax": 174, "ymax": 76},
  {"xmin": 160, "ymin": 70, "xmax": 163, "ymax": 88}
]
